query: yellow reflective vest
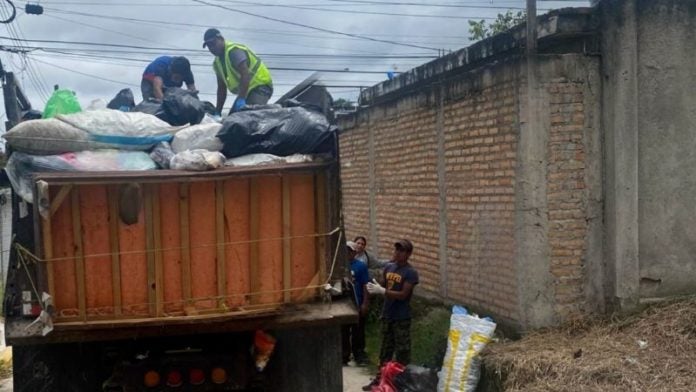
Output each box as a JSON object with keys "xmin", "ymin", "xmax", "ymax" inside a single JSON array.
[{"xmin": 213, "ymin": 41, "xmax": 272, "ymax": 94}]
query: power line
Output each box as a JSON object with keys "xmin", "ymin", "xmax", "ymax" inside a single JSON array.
[
  {"xmin": 192, "ymin": 0, "xmax": 440, "ymax": 51},
  {"xmin": 210, "ymin": 0, "xmax": 495, "ymax": 19}
]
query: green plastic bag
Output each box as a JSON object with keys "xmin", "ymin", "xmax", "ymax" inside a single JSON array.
[{"xmin": 43, "ymin": 89, "xmax": 82, "ymax": 119}]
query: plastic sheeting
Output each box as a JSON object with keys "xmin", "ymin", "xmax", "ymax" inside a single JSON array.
[
  {"xmin": 5, "ymin": 150, "xmax": 157, "ymax": 202},
  {"xmin": 216, "ymin": 106, "xmax": 335, "ymax": 158},
  {"xmin": 171, "ymin": 123, "xmax": 223, "ymax": 153},
  {"xmin": 224, "ymin": 153, "xmax": 313, "ymax": 167},
  {"xmin": 437, "ymin": 306, "xmax": 496, "ymax": 392}
]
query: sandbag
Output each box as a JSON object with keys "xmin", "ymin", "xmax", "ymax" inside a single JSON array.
[
  {"xmin": 169, "ymin": 149, "xmax": 225, "ymax": 171},
  {"xmin": 216, "ymin": 106, "xmax": 334, "ymax": 158},
  {"xmin": 5, "ymin": 150, "xmax": 157, "ymax": 202},
  {"xmin": 394, "ymin": 365, "xmax": 439, "ymax": 392},
  {"xmin": 43, "ymin": 89, "xmax": 82, "ymax": 119},
  {"xmin": 3, "ymin": 118, "xmax": 102, "ymax": 154},
  {"xmin": 107, "ymin": 88, "xmax": 136, "ymax": 111},
  {"xmin": 171, "ymin": 123, "xmax": 223, "ymax": 153},
  {"xmin": 437, "ymin": 306, "xmax": 496, "ymax": 392},
  {"xmin": 161, "ymin": 88, "xmax": 205, "ymax": 126}
]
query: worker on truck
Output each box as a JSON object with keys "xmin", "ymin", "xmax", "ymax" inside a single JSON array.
[
  {"xmin": 202, "ymin": 28, "xmax": 274, "ymax": 115},
  {"xmin": 141, "ymin": 56, "xmax": 197, "ymax": 102}
]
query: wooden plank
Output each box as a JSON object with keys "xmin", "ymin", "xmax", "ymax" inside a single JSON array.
[
  {"xmin": 249, "ymin": 178, "xmax": 260, "ymax": 305},
  {"xmin": 35, "ymin": 162, "xmax": 332, "ymax": 185},
  {"xmin": 70, "ymin": 188, "xmax": 86, "ymax": 321},
  {"xmin": 152, "ymin": 185, "xmax": 164, "ymax": 317},
  {"xmin": 179, "ymin": 183, "xmax": 192, "ymax": 307},
  {"xmin": 144, "ymin": 185, "xmax": 156, "ymax": 317},
  {"xmin": 315, "ymin": 173, "xmax": 328, "ymax": 284},
  {"xmin": 107, "ymin": 187, "xmax": 122, "ymax": 317},
  {"xmin": 216, "ymin": 180, "xmax": 226, "ymax": 309},
  {"xmin": 50, "ymin": 185, "xmax": 72, "ymax": 217},
  {"xmin": 41, "ymin": 189, "xmax": 55, "ymax": 299},
  {"xmin": 282, "ymin": 177, "xmax": 292, "ymax": 303}
]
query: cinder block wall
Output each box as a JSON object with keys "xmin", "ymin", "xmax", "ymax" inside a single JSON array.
[{"xmin": 338, "ymin": 53, "xmax": 602, "ymax": 329}]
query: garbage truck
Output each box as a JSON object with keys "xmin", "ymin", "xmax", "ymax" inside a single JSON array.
[{"xmin": 1, "ymin": 77, "xmax": 356, "ymax": 391}]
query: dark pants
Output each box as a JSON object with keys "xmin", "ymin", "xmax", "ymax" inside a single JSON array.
[
  {"xmin": 140, "ymin": 79, "xmax": 157, "ymax": 102},
  {"xmin": 341, "ymin": 313, "xmax": 367, "ymax": 363},
  {"xmin": 379, "ymin": 319, "xmax": 411, "ymax": 366},
  {"xmin": 230, "ymin": 85, "xmax": 273, "ymax": 114}
]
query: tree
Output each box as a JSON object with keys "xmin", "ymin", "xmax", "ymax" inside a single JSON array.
[
  {"xmin": 468, "ymin": 10, "xmax": 527, "ymax": 41},
  {"xmin": 333, "ymin": 98, "xmax": 356, "ymax": 111}
]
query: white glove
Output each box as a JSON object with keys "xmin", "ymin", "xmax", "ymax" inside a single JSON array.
[{"xmin": 366, "ymin": 279, "xmax": 386, "ymax": 295}]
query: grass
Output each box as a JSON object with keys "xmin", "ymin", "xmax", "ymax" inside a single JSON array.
[{"xmin": 364, "ymin": 296, "xmax": 451, "ymax": 371}]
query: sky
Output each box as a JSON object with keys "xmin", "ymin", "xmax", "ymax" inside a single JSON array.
[{"xmin": 0, "ymin": 0, "xmax": 590, "ymax": 126}]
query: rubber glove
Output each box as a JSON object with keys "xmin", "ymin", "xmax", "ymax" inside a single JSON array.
[
  {"xmin": 232, "ymin": 97, "xmax": 247, "ymax": 112},
  {"xmin": 366, "ymin": 279, "xmax": 386, "ymax": 295}
]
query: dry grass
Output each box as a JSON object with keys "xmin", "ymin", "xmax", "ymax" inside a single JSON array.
[{"xmin": 482, "ymin": 297, "xmax": 696, "ymax": 392}]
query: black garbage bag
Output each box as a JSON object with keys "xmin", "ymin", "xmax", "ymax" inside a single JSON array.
[
  {"xmin": 133, "ymin": 100, "xmax": 167, "ymax": 122},
  {"xmin": 393, "ymin": 365, "xmax": 439, "ymax": 392},
  {"xmin": 107, "ymin": 88, "xmax": 136, "ymax": 111},
  {"xmin": 161, "ymin": 88, "xmax": 205, "ymax": 126},
  {"xmin": 201, "ymin": 101, "xmax": 217, "ymax": 116},
  {"xmin": 216, "ymin": 106, "xmax": 335, "ymax": 158},
  {"xmin": 21, "ymin": 109, "xmax": 43, "ymax": 121}
]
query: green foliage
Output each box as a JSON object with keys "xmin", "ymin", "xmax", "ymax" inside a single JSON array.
[
  {"xmin": 469, "ymin": 10, "xmax": 527, "ymax": 41},
  {"xmin": 333, "ymin": 98, "xmax": 356, "ymax": 111}
]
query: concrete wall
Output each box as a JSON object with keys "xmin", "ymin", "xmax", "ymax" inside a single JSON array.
[
  {"xmin": 600, "ymin": 0, "xmax": 696, "ymax": 308},
  {"xmin": 338, "ymin": 9, "xmax": 603, "ymax": 329}
]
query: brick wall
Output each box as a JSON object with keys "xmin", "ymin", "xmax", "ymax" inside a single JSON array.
[
  {"xmin": 338, "ymin": 55, "xmax": 600, "ymax": 328},
  {"xmin": 547, "ymin": 81, "xmax": 589, "ymax": 319}
]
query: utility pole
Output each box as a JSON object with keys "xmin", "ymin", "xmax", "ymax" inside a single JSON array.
[{"xmin": 527, "ymin": 0, "xmax": 537, "ymax": 55}]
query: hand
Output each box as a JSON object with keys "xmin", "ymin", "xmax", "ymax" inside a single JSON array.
[
  {"xmin": 366, "ymin": 279, "xmax": 385, "ymax": 295},
  {"xmin": 232, "ymin": 97, "xmax": 247, "ymax": 112}
]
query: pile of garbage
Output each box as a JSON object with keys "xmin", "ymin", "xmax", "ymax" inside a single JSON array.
[{"xmin": 3, "ymin": 88, "xmax": 336, "ymax": 202}]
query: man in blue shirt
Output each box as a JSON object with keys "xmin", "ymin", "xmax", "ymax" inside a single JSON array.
[
  {"xmin": 363, "ymin": 239, "xmax": 419, "ymax": 390},
  {"xmin": 342, "ymin": 241, "xmax": 370, "ymax": 366},
  {"xmin": 141, "ymin": 56, "xmax": 197, "ymax": 102}
]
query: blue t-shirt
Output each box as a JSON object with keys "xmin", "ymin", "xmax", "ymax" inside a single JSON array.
[
  {"xmin": 350, "ymin": 258, "xmax": 370, "ymax": 306},
  {"xmin": 382, "ymin": 262, "xmax": 419, "ymax": 320},
  {"xmin": 143, "ymin": 56, "xmax": 194, "ymax": 87}
]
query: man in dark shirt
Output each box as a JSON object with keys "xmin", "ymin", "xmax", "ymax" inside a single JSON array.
[
  {"xmin": 141, "ymin": 56, "xmax": 196, "ymax": 101},
  {"xmin": 363, "ymin": 239, "xmax": 419, "ymax": 390}
]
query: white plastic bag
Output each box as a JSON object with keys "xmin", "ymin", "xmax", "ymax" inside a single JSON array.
[
  {"xmin": 224, "ymin": 153, "xmax": 313, "ymax": 167},
  {"xmin": 437, "ymin": 306, "xmax": 496, "ymax": 392},
  {"xmin": 170, "ymin": 150, "xmax": 225, "ymax": 171},
  {"xmin": 171, "ymin": 123, "xmax": 223, "ymax": 153},
  {"xmin": 5, "ymin": 150, "xmax": 157, "ymax": 202}
]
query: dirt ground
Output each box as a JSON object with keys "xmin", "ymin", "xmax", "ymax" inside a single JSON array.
[{"xmin": 343, "ymin": 362, "xmax": 374, "ymax": 392}]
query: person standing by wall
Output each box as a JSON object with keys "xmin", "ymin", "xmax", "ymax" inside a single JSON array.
[
  {"xmin": 342, "ymin": 241, "xmax": 370, "ymax": 366},
  {"xmin": 362, "ymin": 239, "xmax": 419, "ymax": 390},
  {"xmin": 353, "ymin": 236, "xmax": 388, "ymax": 280}
]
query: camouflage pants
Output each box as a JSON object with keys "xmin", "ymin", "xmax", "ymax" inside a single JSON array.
[{"xmin": 379, "ymin": 319, "xmax": 411, "ymax": 365}]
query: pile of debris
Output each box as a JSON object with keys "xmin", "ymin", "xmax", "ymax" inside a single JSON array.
[
  {"xmin": 482, "ymin": 297, "xmax": 696, "ymax": 391},
  {"xmin": 3, "ymin": 87, "xmax": 336, "ymax": 203}
]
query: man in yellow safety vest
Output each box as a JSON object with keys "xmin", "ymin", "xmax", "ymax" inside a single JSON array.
[{"xmin": 203, "ymin": 28, "xmax": 274, "ymax": 115}]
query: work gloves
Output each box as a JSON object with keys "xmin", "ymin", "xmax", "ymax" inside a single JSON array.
[
  {"xmin": 232, "ymin": 97, "xmax": 247, "ymax": 112},
  {"xmin": 366, "ymin": 279, "xmax": 386, "ymax": 295}
]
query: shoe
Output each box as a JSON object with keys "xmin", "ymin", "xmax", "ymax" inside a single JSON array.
[
  {"xmin": 354, "ymin": 357, "xmax": 370, "ymax": 367},
  {"xmin": 361, "ymin": 377, "xmax": 379, "ymax": 391}
]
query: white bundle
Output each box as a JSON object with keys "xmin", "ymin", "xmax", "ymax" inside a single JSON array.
[
  {"xmin": 171, "ymin": 123, "xmax": 223, "ymax": 153},
  {"xmin": 438, "ymin": 307, "xmax": 496, "ymax": 392}
]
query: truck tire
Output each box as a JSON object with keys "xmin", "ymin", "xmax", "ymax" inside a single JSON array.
[{"xmin": 13, "ymin": 343, "xmax": 100, "ymax": 392}]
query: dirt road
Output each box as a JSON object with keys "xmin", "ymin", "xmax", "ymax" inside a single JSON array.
[{"xmin": 343, "ymin": 363, "xmax": 374, "ymax": 392}]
